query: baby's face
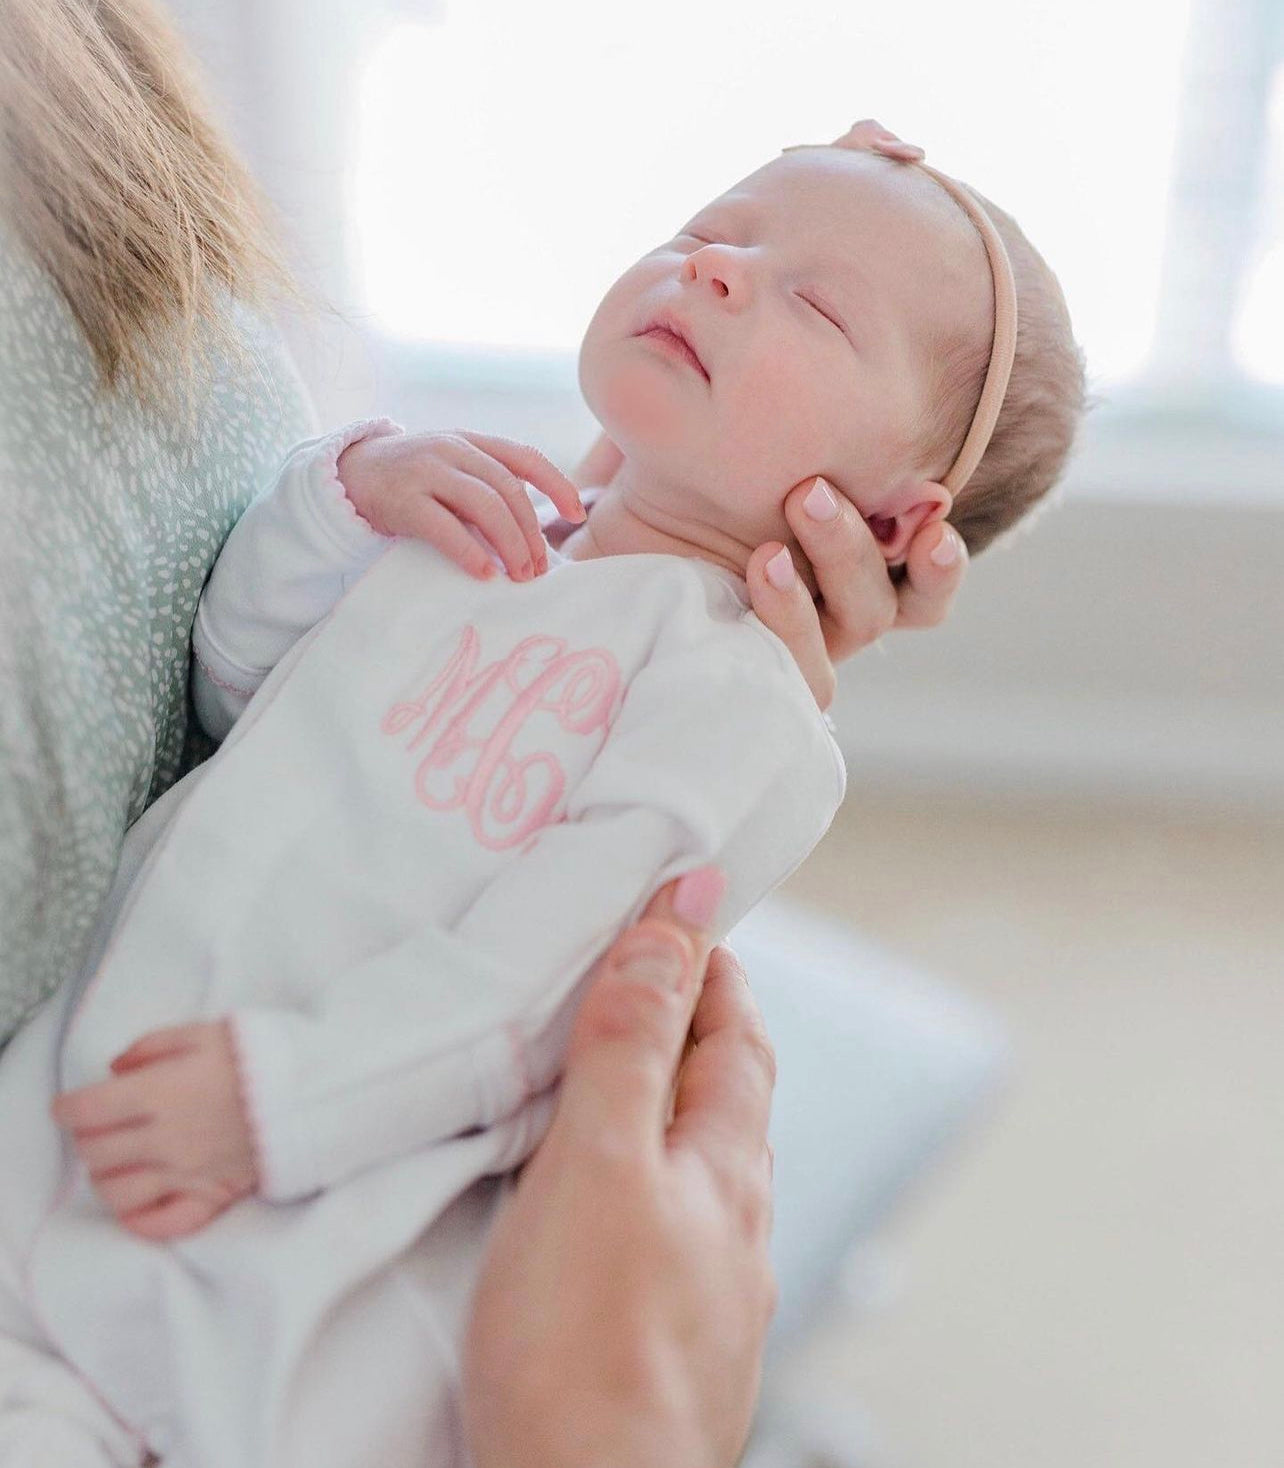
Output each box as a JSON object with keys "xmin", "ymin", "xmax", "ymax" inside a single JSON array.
[{"xmin": 578, "ymin": 146, "xmax": 991, "ymax": 558}]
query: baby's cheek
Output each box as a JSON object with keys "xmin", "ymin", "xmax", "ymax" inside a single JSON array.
[{"xmin": 724, "ymin": 378, "xmax": 830, "ymax": 488}]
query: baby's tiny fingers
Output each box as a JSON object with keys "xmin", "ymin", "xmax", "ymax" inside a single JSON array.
[
  {"xmin": 403, "ymin": 498, "xmax": 497, "ymax": 581},
  {"xmin": 439, "ymin": 474, "xmax": 536, "ymax": 580},
  {"xmin": 463, "ymin": 433, "xmax": 585, "ymax": 524},
  {"xmin": 453, "ymin": 443, "xmax": 548, "ymax": 573}
]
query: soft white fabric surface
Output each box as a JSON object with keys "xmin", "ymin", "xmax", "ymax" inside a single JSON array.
[{"xmin": 3, "ymin": 427, "xmax": 844, "ymax": 1467}]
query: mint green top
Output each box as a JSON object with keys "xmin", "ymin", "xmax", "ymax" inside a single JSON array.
[{"xmin": 0, "ymin": 221, "xmax": 317, "ymax": 1044}]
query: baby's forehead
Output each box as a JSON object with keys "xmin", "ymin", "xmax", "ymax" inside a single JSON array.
[
  {"xmin": 705, "ymin": 149, "xmax": 988, "ymax": 345},
  {"xmin": 709, "ymin": 149, "xmax": 959, "ymax": 244}
]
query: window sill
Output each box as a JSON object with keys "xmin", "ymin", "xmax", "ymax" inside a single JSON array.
[{"xmin": 1062, "ymin": 388, "xmax": 1284, "ymax": 508}]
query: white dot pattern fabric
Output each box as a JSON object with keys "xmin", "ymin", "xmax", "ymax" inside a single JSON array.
[{"xmin": 0, "ymin": 220, "xmax": 316, "ymax": 1045}]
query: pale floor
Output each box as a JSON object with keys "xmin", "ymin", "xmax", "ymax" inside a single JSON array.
[{"xmin": 772, "ymin": 791, "xmax": 1284, "ymax": 1468}]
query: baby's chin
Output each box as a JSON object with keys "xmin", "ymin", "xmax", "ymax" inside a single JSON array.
[
  {"xmin": 581, "ymin": 341, "xmax": 803, "ymax": 524},
  {"xmin": 579, "ymin": 351, "xmax": 700, "ymax": 462}
]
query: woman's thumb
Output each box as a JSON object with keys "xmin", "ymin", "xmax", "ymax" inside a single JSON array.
[
  {"xmin": 556, "ymin": 867, "xmax": 726, "ymax": 1142},
  {"xmin": 601, "ymin": 866, "xmax": 726, "ymax": 1016},
  {"xmin": 650, "ymin": 866, "xmax": 727, "ymax": 941}
]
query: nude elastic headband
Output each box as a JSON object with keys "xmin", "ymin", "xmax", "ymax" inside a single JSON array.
[{"xmin": 784, "ymin": 119, "xmax": 1018, "ymax": 494}]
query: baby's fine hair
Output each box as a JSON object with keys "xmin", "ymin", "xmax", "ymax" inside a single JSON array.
[{"xmin": 916, "ymin": 191, "xmax": 1087, "ymax": 556}]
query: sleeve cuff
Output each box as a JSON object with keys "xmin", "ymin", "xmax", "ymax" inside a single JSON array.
[
  {"xmin": 227, "ymin": 1008, "xmax": 320, "ymax": 1205},
  {"xmin": 307, "ymin": 417, "xmax": 404, "ymax": 566},
  {"xmin": 226, "ymin": 1005, "xmax": 528, "ymax": 1204}
]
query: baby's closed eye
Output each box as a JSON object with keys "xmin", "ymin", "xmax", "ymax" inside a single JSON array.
[{"xmin": 795, "ymin": 290, "xmax": 844, "ymax": 331}]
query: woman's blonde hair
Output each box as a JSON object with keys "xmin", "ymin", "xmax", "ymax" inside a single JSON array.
[{"xmin": 0, "ymin": 0, "xmax": 292, "ymax": 404}]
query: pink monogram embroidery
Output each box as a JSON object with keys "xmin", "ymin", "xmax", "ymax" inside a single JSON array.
[{"xmin": 381, "ymin": 625, "xmax": 622, "ymax": 850}]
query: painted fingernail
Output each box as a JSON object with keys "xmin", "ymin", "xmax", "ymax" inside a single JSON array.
[
  {"xmin": 673, "ymin": 866, "xmax": 727, "ymax": 928},
  {"xmin": 765, "ymin": 546, "xmax": 795, "ymax": 590},
  {"xmin": 930, "ymin": 526, "xmax": 961, "ymax": 567},
  {"xmin": 613, "ymin": 933, "xmax": 689, "ymax": 991},
  {"xmin": 803, "ymin": 476, "xmax": 839, "ymax": 521}
]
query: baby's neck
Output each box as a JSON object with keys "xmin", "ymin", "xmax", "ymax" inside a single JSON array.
[{"xmin": 559, "ymin": 460, "xmax": 753, "ymax": 580}]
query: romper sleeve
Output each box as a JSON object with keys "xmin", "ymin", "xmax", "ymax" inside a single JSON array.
[
  {"xmin": 190, "ymin": 419, "xmax": 401, "ymax": 742},
  {"xmin": 228, "ymin": 629, "xmax": 845, "ymax": 1203}
]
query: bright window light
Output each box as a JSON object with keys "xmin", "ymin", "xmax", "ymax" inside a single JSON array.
[
  {"xmin": 352, "ymin": 0, "xmax": 1194, "ymax": 385},
  {"xmin": 1233, "ymin": 61, "xmax": 1284, "ymax": 386}
]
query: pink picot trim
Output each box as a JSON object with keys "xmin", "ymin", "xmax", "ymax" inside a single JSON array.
[
  {"xmin": 225, "ymin": 1014, "xmax": 273, "ymax": 1200},
  {"xmin": 325, "ymin": 417, "xmax": 404, "ymax": 537},
  {"xmin": 192, "ymin": 642, "xmax": 257, "ymax": 699}
]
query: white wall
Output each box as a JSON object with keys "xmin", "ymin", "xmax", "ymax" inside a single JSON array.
[{"xmin": 830, "ymin": 488, "xmax": 1284, "ymax": 815}]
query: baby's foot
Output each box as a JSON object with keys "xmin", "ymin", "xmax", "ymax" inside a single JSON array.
[{"xmin": 50, "ymin": 1020, "xmax": 259, "ymax": 1241}]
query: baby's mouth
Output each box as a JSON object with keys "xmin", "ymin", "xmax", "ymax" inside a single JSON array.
[{"xmin": 636, "ymin": 317, "xmax": 710, "ymax": 382}]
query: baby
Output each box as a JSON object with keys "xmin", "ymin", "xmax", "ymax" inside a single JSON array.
[{"xmin": 1, "ymin": 121, "xmax": 1083, "ymax": 1467}]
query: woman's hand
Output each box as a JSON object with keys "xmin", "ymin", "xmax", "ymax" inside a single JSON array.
[
  {"xmin": 745, "ymin": 475, "xmax": 968, "ymax": 709},
  {"xmin": 338, "ymin": 430, "xmax": 586, "ymax": 584},
  {"xmin": 570, "ymin": 435, "xmax": 967, "ymax": 709},
  {"xmin": 463, "ymin": 867, "xmax": 777, "ymax": 1468}
]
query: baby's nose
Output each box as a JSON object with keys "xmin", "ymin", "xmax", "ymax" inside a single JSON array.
[{"xmin": 681, "ymin": 245, "xmax": 748, "ymax": 305}]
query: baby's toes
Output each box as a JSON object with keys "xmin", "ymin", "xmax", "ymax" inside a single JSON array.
[
  {"xmin": 94, "ymin": 1164, "xmax": 169, "ymax": 1223},
  {"xmin": 75, "ymin": 1120, "xmax": 148, "ymax": 1178},
  {"xmin": 121, "ymin": 1190, "xmax": 223, "ymax": 1242}
]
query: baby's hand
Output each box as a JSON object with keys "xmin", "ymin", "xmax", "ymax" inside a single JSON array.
[
  {"xmin": 50, "ymin": 1020, "xmax": 258, "ymax": 1242},
  {"xmin": 338, "ymin": 430, "xmax": 586, "ymax": 583}
]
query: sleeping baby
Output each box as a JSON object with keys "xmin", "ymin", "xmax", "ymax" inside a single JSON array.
[{"xmin": 1, "ymin": 120, "xmax": 1083, "ymax": 1467}]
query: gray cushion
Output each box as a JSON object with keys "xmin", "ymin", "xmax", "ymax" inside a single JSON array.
[{"xmin": 728, "ymin": 900, "xmax": 1007, "ymax": 1348}]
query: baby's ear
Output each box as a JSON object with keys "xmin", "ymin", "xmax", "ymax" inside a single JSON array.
[{"xmin": 867, "ymin": 481, "xmax": 952, "ymax": 564}]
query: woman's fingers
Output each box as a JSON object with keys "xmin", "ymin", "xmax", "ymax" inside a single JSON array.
[
  {"xmin": 894, "ymin": 521, "xmax": 968, "ymax": 629},
  {"xmin": 745, "ymin": 542, "xmax": 835, "ymax": 710},
  {"xmin": 555, "ymin": 867, "xmax": 726, "ymax": 1156},
  {"xmin": 667, "ymin": 945, "xmax": 776, "ymax": 1200},
  {"xmin": 463, "ymin": 432, "xmax": 586, "ymax": 525},
  {"xmin": 781, "ymin": 477, "xmax": 898, "ymax": 662}
]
